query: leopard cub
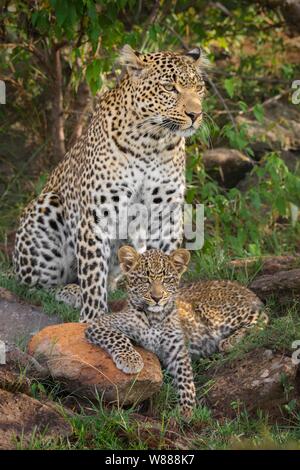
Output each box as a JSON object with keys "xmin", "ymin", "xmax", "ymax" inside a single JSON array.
[{"xmin": 85, "ymin": 246, "xmax": 268, "ymax": 418}]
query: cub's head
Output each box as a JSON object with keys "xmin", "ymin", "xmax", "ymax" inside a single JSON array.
[
  {"xmin": 118, "ymin": 246, "xmax": 190, "ymax": 314},
  {"xmin": 119, "ymin": 45, "xmax": 207, "ymax": 137}
]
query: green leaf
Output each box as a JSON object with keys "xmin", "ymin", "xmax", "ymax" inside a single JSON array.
[
  {"xmin": 31, "ymin": 11, "xmax": 39, "ymax": 27},
  {"xmin": 87, "ymin": 2, "xmax": 97, "ymax": 23},
  {"xmin": 186, "ymin": 187, "xmax": 196, "ymax": 204},
  {"xmin": 253, "ymin": 103, "xmax": 264, "ymax": 123},
  {"xmin": 275, "ymin": 195, "xmax": 287, "ymax": 216},
  {"xmin": 224, "ymin": 78, "xmax": 236, "ymax": 99},
  {"xmin": 51, "ymin": 0, "xmax": 69, "ymax": 27},
  {"xmin": 31, "ymin": 10, "xmax": 50, "ymax": 33},
  {"xmin": 238, "ymin": 101, "xmax": 248, "ymax": 112}
]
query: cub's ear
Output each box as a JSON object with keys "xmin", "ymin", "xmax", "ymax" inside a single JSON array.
[
  {"xmin": 119, "ymin": 44, "xmax": 146, "ymax": 78},
  {"xmin": 118, "ymin": 245, "xmax": 140, "ymax": 273},
  {"xmin": 170, "ymin": 249, "xmax": 191, "ymax": 275}
]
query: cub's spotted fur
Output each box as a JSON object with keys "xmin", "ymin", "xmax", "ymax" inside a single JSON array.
[{"xmin": 83, "ymin": 247, "xmax": 267, "ymax": 418}]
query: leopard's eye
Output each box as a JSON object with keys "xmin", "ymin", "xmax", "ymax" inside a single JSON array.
[{"xmin": 163, "ymin": 83, "xmax": 177, "ymax": 93}]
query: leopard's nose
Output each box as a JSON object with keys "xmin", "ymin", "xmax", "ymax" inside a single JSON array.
[
  {"xmin": 150, "ymin": 281, "xmax": 164, "ymax": 303},
  {"xmin": 185, "ymin": 111, "xmax": 202, "ymax": 123}
]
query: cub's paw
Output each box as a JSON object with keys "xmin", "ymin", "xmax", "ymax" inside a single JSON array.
[{"xmin": 114, "ymin": 351, "xmax": 144, "ymax": 374}]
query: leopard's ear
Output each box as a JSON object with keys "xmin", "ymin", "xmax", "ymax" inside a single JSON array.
[
  {"xmin": 184, "ymin": 47, "xmax": 210, "ymax": 70},
  {"xmin": 170, "ymin": 249, "xmax": 190, "ymax": 275},
  {"xmin": 186, "ymin": 47, "xmax": 202, "ymax": 62},
  {"xmin": 118, "ymin": 245, "xmax": 140, "ymax": 273},
  {"xmin": 119, "ymin": 45, "xmax": 147, "ymax": 78}
]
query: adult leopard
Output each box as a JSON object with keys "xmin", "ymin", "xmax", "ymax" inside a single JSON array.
[{"xmin": 13, "ymin": 45, "xmax": 207, "ymax": 322}]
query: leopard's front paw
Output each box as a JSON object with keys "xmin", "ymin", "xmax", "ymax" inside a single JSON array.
[
  {"xmin": 114, "ymin": 351, "xmax": 144, "ymax": 374},
  {"xmin": 179, "ymin": 404, "xmax": 194, "ymax": 421}
]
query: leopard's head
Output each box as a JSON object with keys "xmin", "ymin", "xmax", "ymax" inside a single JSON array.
[
  {"xmin": 119, "ymin": 45, "xmax": 207, "ymax": 137},
  {"xmin": 118, "ymin": 246, "xmax": 190, "ymax": 314}
]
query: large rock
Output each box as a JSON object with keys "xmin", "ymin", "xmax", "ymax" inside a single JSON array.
[
  {"xmin": 28, "ymin": 323, "xmax": 163, "ymax": 406},
  {"xmin": 228, "ymin": 255, "xmax": 300, "ymax": 275},
  {"xmin": 237, "ymin": 101, "xmax": 300, "ymax": 154},
  {"xmin": 227, "ymin": 257, "xmax": 300, "ymax": 306},
  {"xmin": 202, "ymin": 148, "xmax": 254, "ymax": 188},
  {"xmin": 250, "ymin": 268, "xmax": 300, "ymax": 303},
  {"xmin": 205, "ymin": 348, "xmax": 300, "ymax": 420}
]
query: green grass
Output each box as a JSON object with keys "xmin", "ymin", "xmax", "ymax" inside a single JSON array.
[
  {"xmin": 0, "ymin": 267, "xmax": 79, "ymax": 322},
  {"xmin": 187, "ymin": 248, "xmax": 265, "ymax": 285},
  {"xmin": 13, "ymin": 396, "xmax": 300, "ymax": 450}
]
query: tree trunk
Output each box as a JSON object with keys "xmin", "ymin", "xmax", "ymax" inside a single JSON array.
[
  {"xmin": 67, "ymin": 81, "xmax": 92, "ymax": 149},
  {"xmin": 51, "ymin": 48, "xmax": 66, "ymax": 162}
]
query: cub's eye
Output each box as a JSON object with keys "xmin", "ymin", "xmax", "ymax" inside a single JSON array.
[
  {"xmin": 163, "ymin": 83, "xmax": 177, "ymax": 93},
  {"xmin": 163, "ymin": 276, "xmax": 175, "ymax": 284},
  {"xmin": 138, "ymin": 276, "xmax": 150, "ymax": 284}
]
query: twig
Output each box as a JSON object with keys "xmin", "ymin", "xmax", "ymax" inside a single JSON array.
[
  {"xmin": 212, "ymin": 69, "xmax": 291, "ymax": 84},
  {"xmin": 76, "ymin": 10, "xmax": 86, "ymax": 49},
  {"xmin": 209, "ymin": 1, "xmax": 232, "ymax": 16},
  {"xmin": 26, "ymin": 42, "xmax": 55, "ymax": 80},
  {"xmin": 63, "ymin": 109, "xmax": 92, "ymax": 116},
  {"xmin": 213, "ymin": 89, "xmax": 291, "ymax": 117},
  {"xmin": 164, "ymin": 24, "xmax": 189, "ymax": 50},
  {"xmin": 135, "ymin": 0, "xmax": 143, "ymax": 22},
  {"xmin": 245, "ymin": 90, "xmax": 290, "ymax": 113},
  {"xmin": 140, "ymin": 0, "xmax": 161, "ymax": 51},
  {"xmin": 53, "ymin": 40, "xmax": 68, "ymax": 52},
  {"xmin": 204, "ymin": 73, "xmax": 238, "ymax": 129}
]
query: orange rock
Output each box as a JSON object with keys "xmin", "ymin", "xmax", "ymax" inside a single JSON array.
[{"xmin": 28, "ymin": 323, "xmax": 162, "ymax": 406}]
